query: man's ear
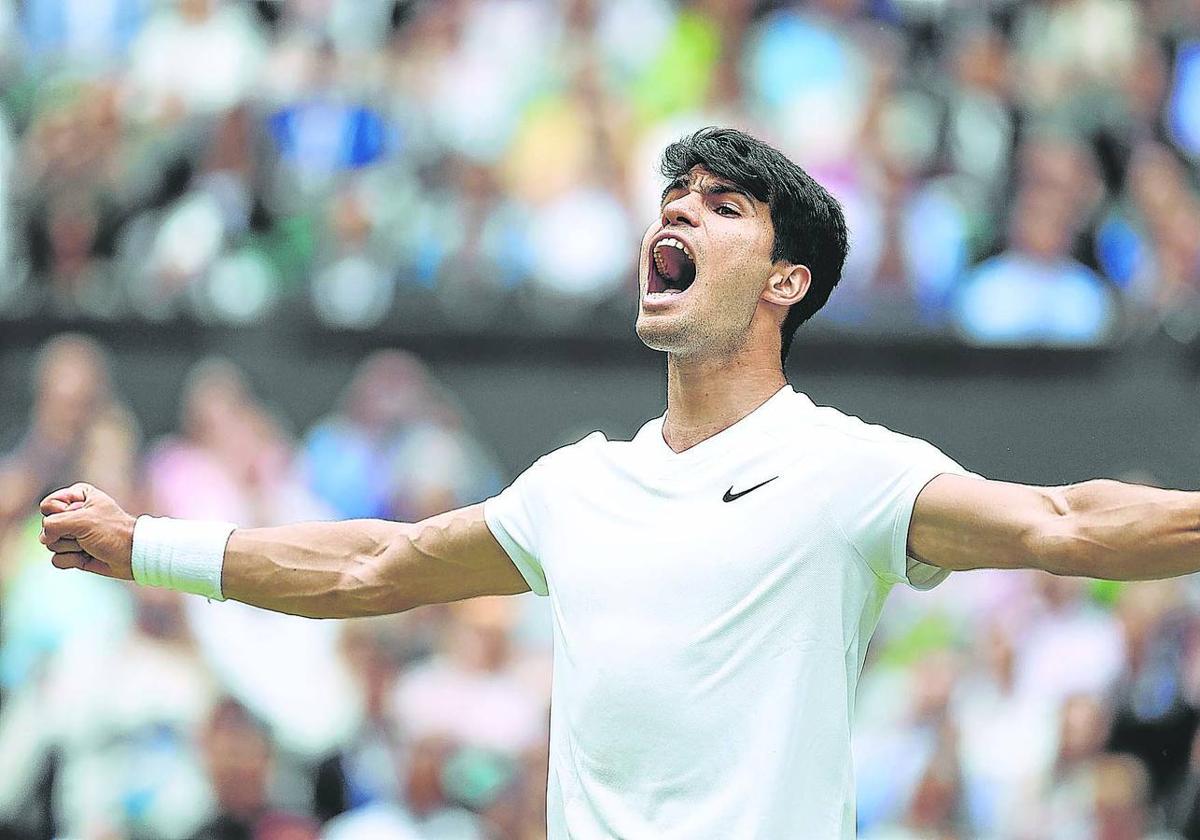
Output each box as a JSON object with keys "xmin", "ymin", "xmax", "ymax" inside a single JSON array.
[{"xmin": 762, "ymin": 263, "xmax": 812, "ymax": 308}]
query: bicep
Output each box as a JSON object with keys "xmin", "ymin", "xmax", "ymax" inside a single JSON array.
[
  {"xmin": 380, "ymin": 503, "xmax": 532, "ymax": 607},
  {"xmin": 908, "ymin": 474, "xmax": 1067, "ymax": 572}
]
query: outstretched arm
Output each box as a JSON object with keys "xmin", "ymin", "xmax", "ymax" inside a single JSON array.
[
  {"xmin": 39, "ymin": 483, "xmax": 530, "ymax": 618},
  {"xmin": 910, "ymin": 474, "xmax": 1200, "ymax": 580}
]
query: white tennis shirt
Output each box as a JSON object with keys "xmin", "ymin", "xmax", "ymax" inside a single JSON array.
[{"xmin": 483, "ymin": 386, "xmax": 974, "ymax": 839}]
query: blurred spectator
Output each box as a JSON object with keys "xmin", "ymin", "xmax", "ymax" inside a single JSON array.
[
  {"xmin": 953, "ymin": 182, "xmax": 1117, "ymax": 345},
  {"xmin": 398, "ymin": 1, "xmax": 553, "ymax": 165},
  {"xmin": 0, "ymin": 588, "xmax": 216, "ymax": 839},
  {"xmin": 895, "ymin": 734, "xmax": 964, "ymax": 839},
  {"xmin": 0, "ymin": 334, "xmax": 126, "ymax": 531},
  {"xmin": 426, "ymin": 156, "xmax": 532, "ymax": 317},
  {"xmin": 857, "ymin": 650, "xmax": 962, "ymax": 834},
  {"xmin": 20, "ymin": 0, "xmax": 148, "ymax": 71},
  {"xmin": 301, "ymin": 349, "xmax": 437, "ymax": 519},
  {"xmin": 147, "ymin": 357, "xmax": 325, "ymax": 525},
  {"xmin": 1106, "ymin": 581, "xmax": 1200, "ymax": 802},
  {"xmin": 119, "ymin": 105, "xmax": 291, "ymax": 324},
  {"xmin": 0, "ymin": 403, "xmax": 137, "ymax": 692},
  {"xmin": 316, "ymin": 610, "xmax": 516, "ymax": 838},
  {"xmin": 147, "ymin": 358, "xmax": 355, "ymax": 758},
  {"xmin": 20, "ymin": 81, "xmax": 131, "ymax": 317},
  {"xmin": 523, "ymin": 183, "xmax": 634, "ymax": 306},
  {"xmin": 744, "ymin": 4, "xmax": 871, "ymax": 169},
  {"xmin": 313, "ymin": 613, "xmax": 441, "ymax": 821},
  {"xmin": 36, "ymin": 187, "xmax": 124, "ymax": 316},
  {"xmin": 301, "ymin": 349, "xmax": 501, "ymax": 522},
  {"xmin": 395, "ymin": 597, "xmax": 547, "ymax": 757},
  {"xmin": 944, "ymin": 23, "xmax": 1016, "ymax": 190},
  {"xmin": 1029, "ymin": 693, "xmax": 1121, "ymax": 837},
  {"xmin": 953, "ymin": 620, "xmax": 1057, "ymax": 836},
  {"xmin": 309, "ymin": 184, "xmax": 398, "ymax": 329},
  {"xmin": 1015, "ymin": 575, "xmax": 1125, "ymax": 711},
  {"xmin": 321, "ymin": 735, "xmax": 485, "ymax": 840},
  {"xmin": 0, "ymin": 336, "xmax": 138, "ymax": 704},
  {"xmin": 127, "ymin": 0, "xmax": 266, "ymax": 122},
  {"xmin": 267, "ymin": 41, "xmax": 392, "ymax": 194},
  {"xmin": 190, "ymin": 698, "xmax": 320, "ymax": 840},
  {"xmin": 1095, "ymin": 143, "xmax": 1200, "ymax": 334},
  {"xmin": 1013, "ymin": 0, "xmax": 1142, "ymax": 126}
]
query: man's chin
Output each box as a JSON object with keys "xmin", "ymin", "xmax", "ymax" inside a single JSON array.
[{"xmin": 635, "ymin": 313, "xmax": 690, "ymax": 353}]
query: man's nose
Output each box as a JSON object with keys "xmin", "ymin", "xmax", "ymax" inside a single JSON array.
[{"xmin": 661, "ymin": 194, "xmax": 701, "ymax": 228}]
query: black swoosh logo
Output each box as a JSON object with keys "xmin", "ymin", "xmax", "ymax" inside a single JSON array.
[{"xmin": 722, "ymin": 476, "xmax": 779, "ymax": 503}]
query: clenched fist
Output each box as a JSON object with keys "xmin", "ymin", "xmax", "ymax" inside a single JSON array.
[{"xmin": 39, "ymin": 483, "xmax": 136, "ymax": 580}]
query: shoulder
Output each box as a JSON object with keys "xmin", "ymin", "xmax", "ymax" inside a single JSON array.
[
  {"xmin": 790, "ymin": 398, "xmax": 926, "ymax": 453},
  {"xmin": 775, "ymin": 399, "xmax": 957, "ymax": 480},
  {"xmin": 525, "ymin": 430, "xmax": 611, "ymax": 477},
  {"xmin": 546, "ymin": 429, "xmax": 610, "ymax": 459}
]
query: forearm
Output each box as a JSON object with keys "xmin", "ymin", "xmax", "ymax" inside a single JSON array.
[
  {"xmin": 223, "ymin": 519, "xmax": 412, "ymax": 618},
  {"xmin": 1038, "ymin": 479, "xmax": 1200, "ymax": 580},
  {"xmin": 222, "ymin": 506, "xmax": 514, "ymax": 618}
]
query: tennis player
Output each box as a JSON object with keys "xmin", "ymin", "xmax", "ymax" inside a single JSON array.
[{"xmin": 38, "ymin": 128, "xmax": 1200, "ymax": 839}]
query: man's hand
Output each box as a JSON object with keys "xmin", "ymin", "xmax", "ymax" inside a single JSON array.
[{"xmin": 39, "ymin": 483, "xmax": 136, "ymax": 580}]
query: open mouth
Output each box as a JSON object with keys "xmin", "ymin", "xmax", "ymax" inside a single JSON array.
[{"xmin": 647, "ymin": 235, "xmax": 697, "ymax": 298}]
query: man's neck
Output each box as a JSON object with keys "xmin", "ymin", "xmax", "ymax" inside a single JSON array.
[{"xmin": 662, "ymin": 346, "xmax": 787, "ymax": 454}]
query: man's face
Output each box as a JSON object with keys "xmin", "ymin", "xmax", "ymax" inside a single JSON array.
[{"xmin": 636, "ymin": 166, "xmax": 779, "ymax": 358}]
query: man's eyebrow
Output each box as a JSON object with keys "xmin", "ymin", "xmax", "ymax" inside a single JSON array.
[
  {"xmin": 660, "ymin": 176, "xmax": 689, "ymax": 203},
  {"xmin": 659, "ymin": 177, "xmax": 756, "ymax": 205},
  {"xmin": 700, "ymin": 181, "xmax": 756, "ymax": 203}
]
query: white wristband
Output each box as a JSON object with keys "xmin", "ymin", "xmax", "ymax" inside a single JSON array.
[{"xmin": 131, "ymin": 515, "xmax": 236, "ymax": 601}]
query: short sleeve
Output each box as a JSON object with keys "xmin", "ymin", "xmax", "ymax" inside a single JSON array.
[
  {"xmin": 828, "ymin": 430, "xmax": 978, "ymax": 591},
  {"xmin": 483, "ymin": 457, "xmax": 552, "ymax": 597}
]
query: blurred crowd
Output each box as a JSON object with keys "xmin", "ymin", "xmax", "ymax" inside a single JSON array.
[
  {"xmin": 5, "ymin": 334, "xmax": 1200, "ymax": 840},
  {"xmin": 5, "ymin": 0, "xmax": 1200, "ymax": 835},
  {"xmin": 0, "ymin": 0, "xmax": 1197, "ymax": 345},
  {"xmin": 856, "ymin": 567, "xmax": 1200, "ymax": 840},
  {"xmin": 0, "ymin": 333, "xmax": 544, "ymax": 840}
]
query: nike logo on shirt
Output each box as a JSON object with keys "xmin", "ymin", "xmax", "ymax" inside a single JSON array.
[{"xmin": 722, "ymin": 476, "xmax": 779, "ymax": 503}]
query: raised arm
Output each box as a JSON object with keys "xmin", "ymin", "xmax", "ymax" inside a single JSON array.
[
  {"xmin": 38, "ymin": 483, "xmax": 530, "ymax": 618},
  {"xmin": 910, "ymin": 474, "xmax": 1200, "ymax": 581}
]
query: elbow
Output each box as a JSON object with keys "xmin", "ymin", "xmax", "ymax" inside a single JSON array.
[
  {"xmin": 1023, "ymin": 520, "xmax": 1090, "ymax": 577},
  {"xmin": 1021, "ymin": 486, "xmax": 1090, "ymax": 577},
  {"xmin": 331, "ymin": 529, "xmax": 425, "ymax": 617},
  {"xmin": 1022, "ymin": 481, "xmax": 1124, "ymax": 578},
  {"xmin": 331, "ymin": 563, "xmax": 419, "ymax": 618}
]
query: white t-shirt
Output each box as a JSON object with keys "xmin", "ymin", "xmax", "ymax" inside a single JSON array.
[{"xmin": 483, "ymin": 386, "xmax": 974, "ymax": 839}]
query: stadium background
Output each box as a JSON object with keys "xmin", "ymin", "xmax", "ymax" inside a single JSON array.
[{"xmin": 1, "ymin": 0, "xmax": 1200, "ymax": 837}]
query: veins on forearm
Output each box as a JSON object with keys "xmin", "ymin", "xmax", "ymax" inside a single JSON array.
[{"xmin": 1057, "ymin": 480, "xmax": 1200, "ymax": 580}]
